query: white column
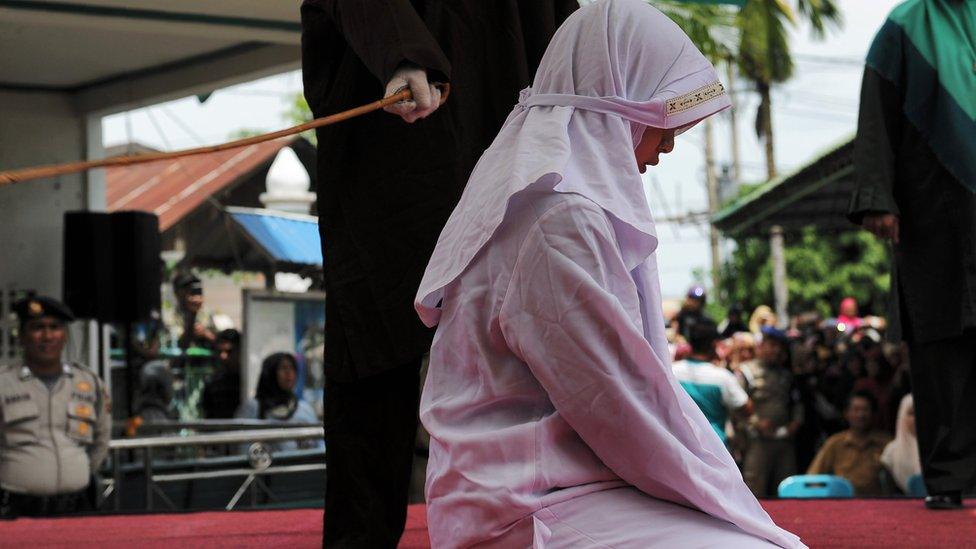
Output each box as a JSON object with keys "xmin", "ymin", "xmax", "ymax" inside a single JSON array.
[{"xmin": 770, "ymin": 225, "xmax": 789, "ymax": 328}]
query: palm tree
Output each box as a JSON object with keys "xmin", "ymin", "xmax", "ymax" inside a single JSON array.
[
  {"xmin": 736, "ymin": 0, "xmax": 841, "ymax": 179},
  {"xmin": 651, "ymin": 1, "xmax": 739, "ymax": 65}
]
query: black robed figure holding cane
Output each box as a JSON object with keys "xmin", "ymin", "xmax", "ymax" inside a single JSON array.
[{"xmin": 300, "ymin": 1, "xmax": 578, "ymax": 546}]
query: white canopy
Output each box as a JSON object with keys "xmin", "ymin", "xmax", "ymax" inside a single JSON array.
[{"xmin": 0, "ymin": 0, "xmax": 301, "ymax": 115}]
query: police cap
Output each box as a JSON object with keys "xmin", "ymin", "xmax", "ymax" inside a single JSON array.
[
  {"xmin": 173, "ymin": 272, "xmax": 202, "ymax": 294},
  {"xmin": 13, "ymin": 295, "xmax": 76, "ymax": 324}
]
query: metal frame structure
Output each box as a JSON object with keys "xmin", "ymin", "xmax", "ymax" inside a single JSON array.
[{"xmin": 104, "ymin": 426, "xmax": 325, "ymax": 512}]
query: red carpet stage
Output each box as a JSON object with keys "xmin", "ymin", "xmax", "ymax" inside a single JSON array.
[{"xmin": 1, "ymin": 500, "xmax": 972, "ymax": 548}]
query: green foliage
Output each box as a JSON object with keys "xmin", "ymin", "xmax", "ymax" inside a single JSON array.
[
  {"xmin": 736, "ymin": 0, "xmax": 796, "ymax": 88},
  {"xmin": 649, "ymin": 1, "xmax": 739, "ymax": 63},
  {"xmin": 735, "ymin": 0, "xmax": 841, "ymax": 173},
  {"xmin": 285, "ymin": 93, "xmax": 317, "ymax": 146},
  {"xmin": 227, "ymin": 128, "xmax": 266, "ymax": 140},
  {"xmin": 227, "ymin": 93, "xmax": 316, "ymax": 145},
  {"xmin": 719, "ymin": 227, "xmax": 891, "ymax": 318}
]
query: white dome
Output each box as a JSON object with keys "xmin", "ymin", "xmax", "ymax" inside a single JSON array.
[
  {"xmin": 260, "ymin": 146, "xmax": 316, "ymax": 214},
  {"xmin": 266, "ymin": 147, "xmax": 310, "ymax": 192}
]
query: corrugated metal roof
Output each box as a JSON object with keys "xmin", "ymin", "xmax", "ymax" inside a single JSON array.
[
  {"xmin": 106, "ymin": 138, "xmax": 296, "ymax": 231},
  {"xmin": 228, "ymin": 207, "xmax": 322, "ymax": 267},
  {"xmin": 712, "ymin": 135, "xmax": 856, "ymax": 237}
]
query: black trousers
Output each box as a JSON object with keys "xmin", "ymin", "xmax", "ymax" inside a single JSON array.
[
  {"xmin": 0, "ymin": 488, "xmax": 92, "ymax": 519},
  {"xmin": 323, "ymin": 360, "xmax": 422, "ymax": 548},
  {"xmin": 909, "ymin": 331, "xmax": 976, "ymax": 494}
]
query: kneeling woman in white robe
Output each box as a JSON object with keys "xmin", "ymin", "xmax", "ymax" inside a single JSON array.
[{"xmin": 415, "ymin": 0, "xmax": 805, "ymax": 547}]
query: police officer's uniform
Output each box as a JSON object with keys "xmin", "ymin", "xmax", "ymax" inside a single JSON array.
[{"xmin": 0, "ymin": 297, "xmax": 111, "ymax": 518}]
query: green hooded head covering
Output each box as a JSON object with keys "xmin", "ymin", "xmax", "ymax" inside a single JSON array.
[{"xmin": 866, "ymin": 0, "xmax": 976, "ymax": 189}]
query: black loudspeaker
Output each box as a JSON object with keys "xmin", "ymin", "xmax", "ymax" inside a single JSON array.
[{"xmin": 63, "ymin": 211, "xmax": 161, "ymax": 323}]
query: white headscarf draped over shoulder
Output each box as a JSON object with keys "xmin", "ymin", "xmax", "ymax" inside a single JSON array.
[
  {"xmin": 881, "ymin": 394, "xmax": 921, "ymax": 493},
  {"xmin": 416, "ymin": 0, "xmax": 730, "ymax": 326}
]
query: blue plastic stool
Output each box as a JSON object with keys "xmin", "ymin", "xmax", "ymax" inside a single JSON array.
[
  {"xmin": 906, "ymin": 474, "xmax": 928, "ymax": 497},
  {"xmin": 777, "ymin": 474, "xmax": 855, "ymax": 498}
]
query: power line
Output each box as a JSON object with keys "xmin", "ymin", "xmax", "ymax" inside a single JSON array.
[{"xmin": 793, "ymin": 53, "xmax": 864, "ymax": 66}]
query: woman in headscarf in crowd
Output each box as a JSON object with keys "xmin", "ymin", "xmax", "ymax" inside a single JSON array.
[
  {"xmin": 881, "ymin": 394, "xmax": 922, "ymax": 494},
  {"xmin": 750, "ymin": 305, "xmax": 777, "ymax": 335},
  {"xmin": 413, "ymin": 1, "xmax": 803, "ymax": 547},
  {"xmin": 236, "ymin": 352, "xmax": 323, "ymax": 451}
]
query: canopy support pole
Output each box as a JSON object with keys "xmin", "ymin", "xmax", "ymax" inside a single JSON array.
[{"xmin": 770, "ymin": 225, "xmax": 789, "ymax": 328}]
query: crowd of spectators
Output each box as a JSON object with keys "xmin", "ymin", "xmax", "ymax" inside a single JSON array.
[
  {"xmin": 668, "ymin": 288, "xmax": 920, "ymax": 498},
  {"xmin": 124, "ymin": 273, "xmax": 322, "ymax": 441}
]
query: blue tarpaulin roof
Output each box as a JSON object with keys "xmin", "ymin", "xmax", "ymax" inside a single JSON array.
[{"xmin": 227, "ymin": 207, "xmax": 322, "ymax": 267}]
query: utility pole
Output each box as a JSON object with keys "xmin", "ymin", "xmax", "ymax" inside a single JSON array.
[
  {"xmin": 726, "ymin": 57, "xmax": 741, "ymax": 183},
  {"xmin": 704, "ymin": 118, "xmax": 721, "ymax": 296},
  {"xmin": 770, "ymin": 225, "xmax": 789, "ymax": 328}
]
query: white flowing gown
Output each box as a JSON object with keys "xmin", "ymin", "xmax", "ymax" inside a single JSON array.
[{"xmin": 421, "ymin": 192, "xmax": 803, "ymax": 548}]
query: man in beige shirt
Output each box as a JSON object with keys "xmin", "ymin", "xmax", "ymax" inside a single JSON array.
[
  {"xmin": 0, "ymin": 296, "xmax": 111, "ymax": 518},
  {"xmin": 807, "ymin": 390, "xmax": 892, "ymax": 496}
]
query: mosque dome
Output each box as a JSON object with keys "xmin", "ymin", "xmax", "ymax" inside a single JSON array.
[{"xmin": 259, "ymin": 146, "xmax": 316, "ymax": 214}]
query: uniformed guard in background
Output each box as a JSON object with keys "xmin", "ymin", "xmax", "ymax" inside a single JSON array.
[{"xmin": 0, "ymin": 296, "xmax": 111, "ymax": 519}]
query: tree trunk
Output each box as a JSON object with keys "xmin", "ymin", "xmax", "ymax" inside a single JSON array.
[{"xmin": 761, "ymin": 85, "xmax": 777, "ymax": 180}]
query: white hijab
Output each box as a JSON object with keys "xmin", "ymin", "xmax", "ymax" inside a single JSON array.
[
  {"xmin": 415, "ymin": 0, "xmax": 731, "ymax": 325},
  {"xmin": 881, "ymin": 394, "xmax": 921, "ymax": 493}
]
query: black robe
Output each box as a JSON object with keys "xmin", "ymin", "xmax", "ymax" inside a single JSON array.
[
  {"xmin": 849, "ymin": 68, "xmax": 976, "ymax": 345},
  {"xmin": 300, "ymin": 0, "xmax": 577, "ymax": 382}
]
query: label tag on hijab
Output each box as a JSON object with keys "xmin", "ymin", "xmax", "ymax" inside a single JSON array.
[{"xmin": 666, "ymin": 82, "xmax": 726, "ymax": 117}]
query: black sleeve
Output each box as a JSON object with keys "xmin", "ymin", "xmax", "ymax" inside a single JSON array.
[
  {"xmin": 848, "ymin": 68, "xmax": 903, "ymax": 224},
  {"xmin": 303, "ymin": 0, "xmax": 451, "ymax": 85}
]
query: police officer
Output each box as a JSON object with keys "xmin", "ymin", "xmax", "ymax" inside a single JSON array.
[
  {"xmin": 739, "ymin": 326, "xmax": 804, "ymax": 498},
  {"xmin": 0, "ymin": 296, "xmax": 111, "ymax": 518}
]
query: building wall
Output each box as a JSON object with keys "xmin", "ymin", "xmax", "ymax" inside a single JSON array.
[
  {"xmin": 0, "ymin": 90, "xmax": 103, "ymax": 366},
  {"xmin": 0, "ymin": 90, "xmax": 104, "ymax": 296}
]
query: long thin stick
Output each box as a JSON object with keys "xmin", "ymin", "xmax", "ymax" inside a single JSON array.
[{"xmin": 0, "ymin": 84, "xmax": 450, "ymax": 186}]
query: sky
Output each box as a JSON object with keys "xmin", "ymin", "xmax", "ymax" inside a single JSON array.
[{"xmin": 102, "ymin": 0, "xmax": 904, "ymax": 299}]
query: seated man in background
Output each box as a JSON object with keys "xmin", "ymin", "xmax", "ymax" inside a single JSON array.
[
  {"xmin": 201, "ymin": 329, "xmax": 243, "ymax": 419},
  {"xmin": 807, "ymin": 390, "xmax": 891, "ymax": 496},
  {"xmin": 672, "ymin": 319, "xmax": 752, "ymax": 446}
]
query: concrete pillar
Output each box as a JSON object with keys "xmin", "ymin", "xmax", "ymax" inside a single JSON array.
[{"xmin": 770, "ymin": 225, "xmax": 789, "ymax": 328}]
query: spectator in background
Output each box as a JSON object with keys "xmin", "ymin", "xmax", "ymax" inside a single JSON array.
[
  {"xmin": 836, "ymin": 297, "xmax": 863, "ymax": 331},
  {"xmin": 201, "ymin": 329, "xmax": 242, "ymax": 419},
  {"xmin": 719, "ymin": 303, "xmax": 749, "ymax": 338},
  {"xmin": 740, "ymin": 327, "xmax": 804, "ymax": 497},
  {"xmin": 171, "ymin": 273, "xmax": 232, "ymax": 351},
  {"xmin": 135, "ymin": 361, "xmax": 177, "ymax": 423},
  {"xmin": 727, "ymin": 332, "xmax": 757, "ymax": 374},
  {"xmin": 807, "ymin": 391, "xmax": 891, "ymax": 496},
  {"xmin": 851, "ymin": 329, "xmax": 897, "ymax": 432},
  {"xmin": 672, "ymin": 319, "xmax": 752, "ymax": 447},
  {"xmin": 749, "ymin": 305, "xmax": 776, "ymax": 335},
  {"xmin": 237, "ymin": 352, "xmax": 323, "ymax": 451},
  {"xmin": 881, "ymin": 394, "xmax": 921, "ymax": 494},
  {"xmin": 792, "ymin": 331, "xmax": 834, "ymax": 472},
  {"xmin": 673, "ymin": 285, "xmax": 711, "ymax": 341}
]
